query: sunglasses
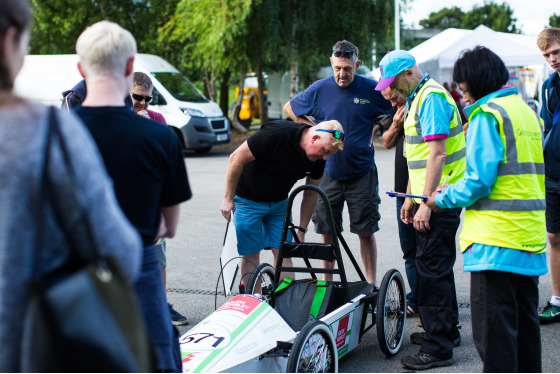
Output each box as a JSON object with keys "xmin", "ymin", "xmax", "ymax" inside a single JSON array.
[
  {"xmin": 316, "ymin": 129, "xmax": 345, "ymax": 142},
  {"xmin": 131, "ymin": 93, "xmax": 152, "ymax": 103},
  {"xmin": 332, "ymin": 50, "xmax": 355, "ymax": 59}
]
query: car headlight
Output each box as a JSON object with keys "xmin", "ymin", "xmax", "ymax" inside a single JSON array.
[{"xmin": 182, "ymin": 108, "xmax": 204, "ymax": 117}]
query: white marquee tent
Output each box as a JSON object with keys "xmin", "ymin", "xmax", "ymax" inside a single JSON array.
[
  {"xmin": 406, "ymin": 25, "xmax": 552, "ymax": 103},
  {"xmin": 409, "ymin": 25, "xmax": 547, "ymax": 83}
]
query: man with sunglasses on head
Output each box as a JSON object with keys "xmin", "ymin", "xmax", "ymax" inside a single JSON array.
[
  {"xmin": 220, "ymin": 120, "xmax": 344, "ymax": 288},
  {"xmin": 284, "ymin": 40, "xmax": 391, "ymax": 286}
]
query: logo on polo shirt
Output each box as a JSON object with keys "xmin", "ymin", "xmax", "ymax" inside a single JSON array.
[{"xmin": 353, "ymin": 97, "xmax": 370, "ymax": 104}]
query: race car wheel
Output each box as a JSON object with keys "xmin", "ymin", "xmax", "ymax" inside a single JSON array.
[
  {"xmin": 286, "ymin": 321, "xmax": 337, "ymax": 373},
  {"xmin": 376, "ymin": 269, "xmax": 406, "ymax": 357},
  {"xmin": 246, "ymin": 263, "xmax": 275, "ymax": 305}
]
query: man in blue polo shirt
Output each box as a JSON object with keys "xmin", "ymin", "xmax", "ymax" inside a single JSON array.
[{"xmin": 284, "ymin": 40, "xmax": 390, "ymax": 285}]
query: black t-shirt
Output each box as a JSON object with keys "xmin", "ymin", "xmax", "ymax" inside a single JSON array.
[
  {"xmin": 382, "ymin": 106, "xmax": 409, "ymax": 192},
  {"xmin": 236, "ymin": 120, "xmax": 325, "ymax": 202},
  {"xmin": 75, "ymin": 106, "xmax": 192, "ymax": 246},
  {"xmin": 394, "ymin": 132, "xmax": 409, "ymax": 192}
]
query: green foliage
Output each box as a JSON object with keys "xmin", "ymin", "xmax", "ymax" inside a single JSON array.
[
  {"xmin": 419, "ymin": 7, "xmax": 464, "ymax": 29},
  {"xmin": 160, "ymin": 0, "xmax": 253, "ymax": 78},
  {"xmin": 29, "ymin": 0, "xmax": 180, "ymax": 55},
  {"xmin": 419, "ymin": 1, "xmax": 519, "ymax": 33},
  {"xmin": 550, "ymin": 13, "xmax": 560, "ymax": 28},
  {"xmin": 28, "ymin": 0, "xmax": 402, "ymax": 116},
  {"xmin": 462, "ymin": 2, "xmax": 519, "ymax": 33}
]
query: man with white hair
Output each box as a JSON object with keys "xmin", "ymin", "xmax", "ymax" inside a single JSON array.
[
  {"xmin": 220, "ymin": 120, "xmax": 344, "ymax": 286},
  {"xmin": 284, "ymin": 40, "xmax": 391, "ymax": 286},
  {"xmin": 74, "ymin": 21, "xmax": 191, "ymax": 372}
]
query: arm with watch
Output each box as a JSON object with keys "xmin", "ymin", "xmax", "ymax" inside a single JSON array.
[
  {"xmin": 295, "ymin": 176, "xmax": 322, "ymax": 242},
  {"xmin": 414, "ymin": 138, "xmax": 447, "ymax": 232}
]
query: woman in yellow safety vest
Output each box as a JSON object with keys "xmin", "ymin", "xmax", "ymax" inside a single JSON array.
[{"xmin": 427, "ymin": 45, "xmax": 547, "ymax": 373}]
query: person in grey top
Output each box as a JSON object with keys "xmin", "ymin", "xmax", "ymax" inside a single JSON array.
[{"xmin": 0, "ymin": 1, "xmax": 142, "ymax": 371}]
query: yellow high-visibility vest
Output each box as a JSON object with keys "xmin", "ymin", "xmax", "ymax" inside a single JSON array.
[
  {"xmin": 459, "ymin": 94, "xmax": 546, "ymax": 253},
  {"xmin": 404, "ymin": 79, "xmax": 466, "ymax": 202}
]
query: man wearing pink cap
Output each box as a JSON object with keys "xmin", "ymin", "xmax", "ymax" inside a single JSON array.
[{"xmin": 376, "ymin": 50, "xmax": 466, "ymax": 370}]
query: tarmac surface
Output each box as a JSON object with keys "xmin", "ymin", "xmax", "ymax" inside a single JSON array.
[{"xmin": 166, "ymin": 144, "xmax": 559, "ymax": 372}]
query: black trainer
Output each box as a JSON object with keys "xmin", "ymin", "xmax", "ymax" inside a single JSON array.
[
  {"xmin": 168, "ymin": 303, "xmax": 189, "ymax": 326},
  {"xmin": 410, "ymin": 331, "xmax": 461, "ymax": 347},
  {"xmin": 401, "ymin": 352, "xmax": 454, "ymax": 370}
]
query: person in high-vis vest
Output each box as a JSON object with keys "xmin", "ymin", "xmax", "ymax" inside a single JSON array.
[
  {"xmin": 427, "ymin": 46, "xmax": 547, "ymax": 373},
  {"xmin": 376, "ymin": 50, "xmax": 466, "ymax": 371}
]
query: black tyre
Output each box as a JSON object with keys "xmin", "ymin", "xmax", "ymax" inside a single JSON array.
[
  {"xmin": 376, "ymin": 269, "xmax": 406, "ymax": 357},
  {"xmin": 246, "ymin": 263, "xmax": 275, "ymax": 304},
  {"xmin": 286, "ymin": 321, "xmax": 337, "ymax": 373}
]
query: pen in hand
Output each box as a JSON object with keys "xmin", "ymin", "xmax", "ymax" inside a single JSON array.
[{"xmin": 437, "ymin": 169, "xmax": 453, "ymax": 192}]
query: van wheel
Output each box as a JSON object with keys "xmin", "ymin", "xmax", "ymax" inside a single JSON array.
[
  {"xmin": 195, "ymin": 147, "xmax": 212, "ymax": 154},
  {"xmin": 170, "ymin": 126, "xmax": 187, "ymax": 151}
]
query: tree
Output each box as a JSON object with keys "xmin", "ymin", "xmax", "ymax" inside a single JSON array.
[
  {"xmin": 418, "ymin": 1, "xmax": 520, "ymax": 34},
  {"xmin": 550, "ymin": 13, "xmax": 560, "ymax": 28},
  {"xmin": 419, "ymin": 7, "xmax": 464, "ymax": 29},
  {"xmin": 29, "ymin": 0, "xmax": 179, "ymax": 54},
  {"xmin": 160, "ymin": 0, "xmax": 262, "ymax": 131},
  {"xmin": 462, "ymin": 2, "xmax": 520, "ymax": 33}
]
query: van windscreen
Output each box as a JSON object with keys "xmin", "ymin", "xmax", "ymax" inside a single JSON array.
[{"xmin": 152, "ymin": 72, "xmax": 208, "ymax": 103}]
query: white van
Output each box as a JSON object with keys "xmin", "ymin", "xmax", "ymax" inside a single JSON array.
[{"xmin": 14, "ymin": 54, "xmax": 231, "ymax": 153}]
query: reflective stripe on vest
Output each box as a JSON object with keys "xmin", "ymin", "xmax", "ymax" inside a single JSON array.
[
  {"xmin": 460, "ymin": 95, "xmax": 546, "ymax": 253},
  {"xmin": 404, "ymin": 79, "xmax": 467, "ymax": 198},
  {"xmin": 407, "ymin": 147, "xmax": 466, "ymax": 169},
  {"xmin": 406, "ymin": 85, "xmax": 464, "ymax": 145},
  {"xmin": 467, "ymin": 101, "xmax": 544, "ymax": 213}
]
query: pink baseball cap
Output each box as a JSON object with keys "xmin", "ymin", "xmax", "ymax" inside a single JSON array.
[{"xmin": 375, "ymin": 50, "xmax": 416, "ymax": 91}]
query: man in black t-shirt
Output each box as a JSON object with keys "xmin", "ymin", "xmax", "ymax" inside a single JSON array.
[
  {"xmin": 74, "ymin": 21, "xmax": 191, "ymax": 372},
  {"xmin": 220, "ymin": 120, "xmax": 344, "ymax": 285}
]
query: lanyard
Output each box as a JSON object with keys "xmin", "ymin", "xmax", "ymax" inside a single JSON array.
[
  {"xmin": 404, "ymin": 75, "xmax": 431, "ymax": 125},
  {"xmin": 408, "ymin": 75, "xmax": 430, "ymax": 104}
]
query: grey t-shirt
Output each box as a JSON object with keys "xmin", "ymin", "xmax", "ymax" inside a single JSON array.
[{"xmin": 0, "ymin": 101, "xmax": 142, "ymax": 372}]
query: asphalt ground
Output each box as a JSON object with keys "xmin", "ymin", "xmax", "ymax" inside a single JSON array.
[{"xmin": 165, "ymin": 144, "xmax": 559, "ymax": 372}]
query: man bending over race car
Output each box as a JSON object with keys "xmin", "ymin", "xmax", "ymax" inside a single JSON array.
[{"xmin": 220, "ymin": 120, "xmax": 344, "ymax": 286}]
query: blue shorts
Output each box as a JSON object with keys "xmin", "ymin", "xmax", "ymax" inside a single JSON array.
[{"xmin": 234, "ymin": 196, "xmax": 292, "ymax": 256}]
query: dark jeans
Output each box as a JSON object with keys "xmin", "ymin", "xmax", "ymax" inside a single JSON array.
[
  {"xmin": 134, "ymin": 245, "xmax": 181, "ymax": 372},
  {"xmin": 471, "ymin": 271, "xmax": 541, "ymax": 373},
  {"xmin": 415, "ymin": 207, "xmax": 461, "ymax": 360},
  {"xmin": 396, "ymin": 197, "xmax": 418, "ymax": 309}
]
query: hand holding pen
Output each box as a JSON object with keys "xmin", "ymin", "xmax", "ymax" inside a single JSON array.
[
  {"xmin": 425, "ymin": 170, "xmax": 453, "ymax": 211},
  {"xmin": 436, "ymin": 169, "xmax": 453, "ymax": 192}
]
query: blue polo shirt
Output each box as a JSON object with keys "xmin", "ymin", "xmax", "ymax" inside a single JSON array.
[{"xmin": 290, "ymin": 74, "xmax": 390, "ymax": 180}]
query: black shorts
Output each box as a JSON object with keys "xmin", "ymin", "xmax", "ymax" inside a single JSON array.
[
  {"xmin": 546, "ymin": 176, "xmax": 560, "ymax": 233},
  {"xmin": 312, "ymin": 168, "xmax": 380, "ymax": 236}
]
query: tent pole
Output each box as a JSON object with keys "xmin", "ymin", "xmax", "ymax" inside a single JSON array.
[{"xmin": 395, "ymin": 0, "xmax": 400, "ymax": 50}]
